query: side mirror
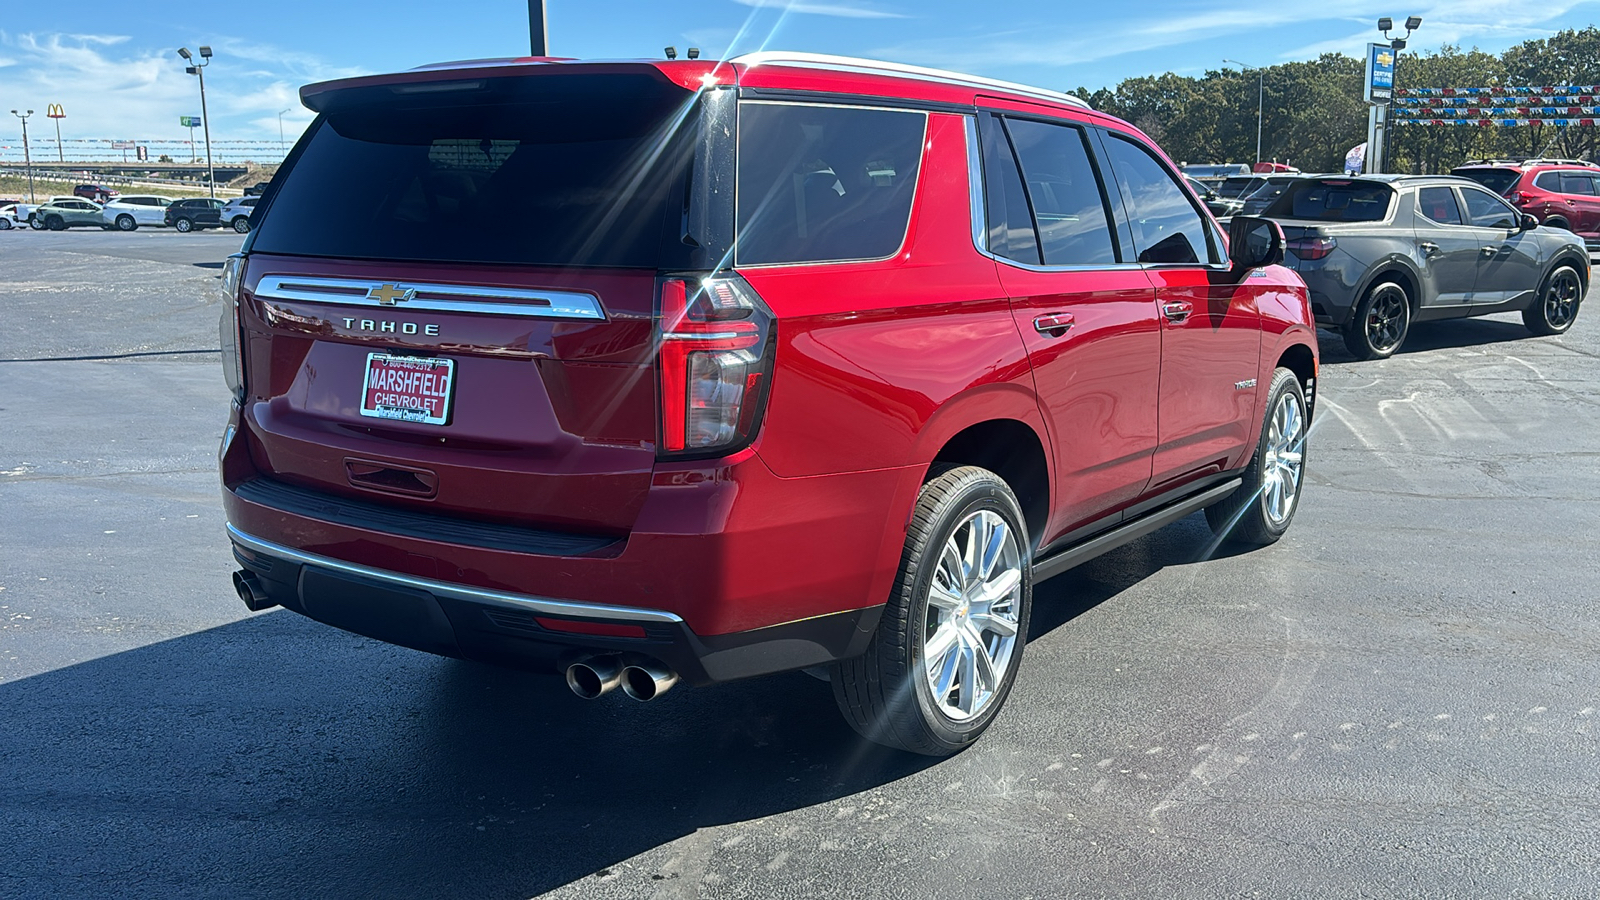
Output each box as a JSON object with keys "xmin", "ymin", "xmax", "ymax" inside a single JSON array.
[
  {"xmin": 1520, "ymin": 213, "xmax": 1539, "ymax": 231},
  {"xmin": 1228, "ymin": 215, "xmax": 1285, "ymax": 277}
]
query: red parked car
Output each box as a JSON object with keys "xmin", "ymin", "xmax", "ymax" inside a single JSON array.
[
  {"xmin": 73, "ymin": 183, "xmax": 119, "ymax": 203},
  {"xmin": 220, "ymin": 52, "xmax": 1318, "ymax": 755},
  {"xmin": 1452, "ymin": 158, "xmax": 1600, "ymax": 250}
]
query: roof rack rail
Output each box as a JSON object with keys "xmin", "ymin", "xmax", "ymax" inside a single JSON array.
[
  {"xmin": 729, "ymin": 51, "xmax": 1091, "ymax": 110},
  {"xmin": 1522, "ymin": 157, "xmax": 1600, "ymax": 167}
]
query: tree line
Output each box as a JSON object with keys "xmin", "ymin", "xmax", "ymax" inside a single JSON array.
[{"xmin": 1068, "ymin": 27, "xmax": 1600, "ymax": 174}]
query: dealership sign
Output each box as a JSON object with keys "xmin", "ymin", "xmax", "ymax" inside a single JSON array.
[{"xmin": 1364, "ymin": 44, "xmax": 1396, "ymax": 103}]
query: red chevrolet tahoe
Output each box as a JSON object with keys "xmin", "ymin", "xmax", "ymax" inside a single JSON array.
[{"xmin": 219, "ymin": 52, "xmax": 1317, "ymax": 755}]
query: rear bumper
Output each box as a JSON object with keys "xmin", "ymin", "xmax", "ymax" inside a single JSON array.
[
  {"xmin": 229, "ymin": 525, "xmax": 881, "ymax": 685},
  {"xmin": 220, "ymin": 408, "xmax": 919, "ymax": 681}
]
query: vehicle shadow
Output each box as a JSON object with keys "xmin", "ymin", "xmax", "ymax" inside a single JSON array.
[
  {"xmin": 0, "ymin": 516, "xmax": 1234, "ymax": 899},
  {"xmin": 1316, "ymin": 317, "xmax": 1535, "ymax": 365},
  {"xmin": 1028, "ymin": 512, "xmax": 1246, "ymax": 639}
]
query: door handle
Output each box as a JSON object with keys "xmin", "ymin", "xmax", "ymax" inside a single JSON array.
[
  {"xmin": 1419, "ymin": 241, "xmax": 1440, "ymax": 255},
  {"xmin": 1480, "ymin": 246, "xmax": 1498, "ymax": 257},
  {"xmin": 1032, "ymin": 313, "xmax": 1074, "ymax": 336},
  {"xmin": 1161, "ymin": 300, "xmax": 1193, "ymax": 323}
]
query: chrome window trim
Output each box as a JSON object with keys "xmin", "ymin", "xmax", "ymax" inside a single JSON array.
[
  {"xmin": 227, "ymin": 524, "xmax": 685, "ymax": 625},
  {"xmin": 251, "ymin": 275, "xmax": 605, "ymax": 320},
  {"xmin": 964, "ymin": 113, "xmax": 1144, "ymax": 275},
  {"xmin": 732, "ymin": 100, "xmax": 928, "ymax": 270}
]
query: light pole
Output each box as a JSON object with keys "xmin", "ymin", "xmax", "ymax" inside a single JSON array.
[
  {"xmin": 1223, "ymin": 59, "xmax": 1264, "ymax": 165},
  {"xmin": 1370, "ymin": 16, "xmax": 1422, "ymax": 174},
  {"xmin": 10, "ymin": 109, "xmax": 35, "ymax": 203},
  {"xmin": 278, "ymin": 108, "xmax": 291, "ymax": 157},
  {"xmin": 178, "ymin": 45, "xmax": 217, "ymax": 198}
]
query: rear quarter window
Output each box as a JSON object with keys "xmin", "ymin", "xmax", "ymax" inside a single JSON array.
[{"xmin": 734, "ymin": 102, "xmax": 926, "ymax": 266}]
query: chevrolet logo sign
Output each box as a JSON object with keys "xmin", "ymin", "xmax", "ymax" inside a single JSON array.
[{"xmin": 366, "ymin": 283, "xmax": 416, "ymax": 306}]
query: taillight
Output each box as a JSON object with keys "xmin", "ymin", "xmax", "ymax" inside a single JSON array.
[
  {"xmin": 1510, "ymin": 191, "xmax": 1525, "ymax": 205},
  {"xmin": 657, "ymin": 273, "xmax": 775, "ymax": 458},
  {"xmin": 1286, "ymin": 236, "xmax": 1336, "ymax": 261},
  {"xmin": 218, "ymin": 253, "xmax": 246, "ymax": 401}
]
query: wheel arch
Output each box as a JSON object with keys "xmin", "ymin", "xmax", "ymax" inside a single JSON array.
[
  {"xmin": 1273, "ymin": 341, "xmax": 1318, "ymax": 419},
  {"xmin": 1358, "ymin": 260, "xmax": 1423, "ymax": 313},
  {"xmin": 1548, "ymin": 252, "xmax": 1590, "ymax": 294},
  {"xmin": 928, "ymin": 417, "xmax": 1051, "ymax": 550}
]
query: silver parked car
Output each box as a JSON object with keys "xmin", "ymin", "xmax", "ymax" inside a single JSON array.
[{"xmin": 1263, "ymin": 175, "xmax": 1590, "ymax": 359}]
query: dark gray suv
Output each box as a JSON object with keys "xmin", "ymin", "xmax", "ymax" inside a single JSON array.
[{"xmin": 1263, "ymin": 175, "xmax": 1589, "ymax": 359}]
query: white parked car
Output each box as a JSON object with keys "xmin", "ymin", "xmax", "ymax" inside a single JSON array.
[
  {"xmin": 220, "ymin": 196, "xmax": 258, "ymax": 233},
  {"xmin": 0, "ymin": 204, "xmax": 18, "ymax": 230},
  {"xmin": 101, "ymin": 195, "xmax": 176, "ymax": 231}
]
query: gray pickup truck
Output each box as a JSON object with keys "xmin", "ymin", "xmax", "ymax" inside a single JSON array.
[{"xmin": 1263, "ymin": 174, "xmax": 1589, "ymax": 359}]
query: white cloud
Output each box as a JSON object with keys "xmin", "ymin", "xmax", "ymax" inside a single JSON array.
[
  {"xmin": 0, "ymin": 32, "xmax": 368, "ymax": 163},
  {"xmin": 732, "ymin": 0, "xmax": 908, "ymax": 19},
  {"xmin": 873, "ymin": 0, "xmax": 1600, "ymax": 84}
]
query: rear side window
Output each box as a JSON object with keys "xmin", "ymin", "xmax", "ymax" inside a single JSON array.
[
  {"xmin": 250, "ymin": 74, "xmax": 696, "ymax": 267},
  {"xmin": 1217, "ymin": 176, "xmax": 1264, "ymax": 199},
  {"xmin": 735, "ymin": 103, "xmax": 925, "ymax": 266},
  {"xmin": 1267, "ymin": 181, "xmax": 1393, "ymax": 222},
  {"xmin": 1101, "ymin": 134, "xmax": 1216, "ymax": 265},
  {"xmin": 1002, "ymin": 118, "xmax": 1116, "ymax": 266},
  {"xmin": 1534, "ymin": 171, "xmax": 1560, "ymax": 191},
  {"xmin": 1560, "ymin": 173, "xmax": 1597, "ymax": 195},
  {"xmin": 980, "ymin": 115, "xmax": 1040, "ymax": 264},
  {"xmin": 1451, "ymin": 167, "xmax": 1520, "ymax": 195},
  {"xmin": 1416, "ymin": 187, "xmax": 1462, "ymax": 225}
]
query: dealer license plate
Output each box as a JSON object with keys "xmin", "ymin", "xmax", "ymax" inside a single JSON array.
[{"xmin": 360, "ymin": 353, "xmax": 454, "ymax": 426}]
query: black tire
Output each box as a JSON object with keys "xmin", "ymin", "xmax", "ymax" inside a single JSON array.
[
  {"xmin": 28, "ymin": 215, "xmax": 45, "ymax": 230},
  {"xmin": 232, "ymin": 216, "xmax": 251, "ymax": 234},
  {"xmin": 115, "ymin": 214, "xmax": 138, "ymax": 232},
  {"xmin": 45, "ymin": 215, "xmax": 65, "ymax": 231},
  {"xmin": 174, "ymin": 217, "xmax": 193, "ymax": 233},
  {"xmin": 831, "ymin": 464, "xmax": 1032, "ymax": 756},
  {"xmin": 1523, "ymin": 264, "xmax": 1583, "ymax": 336},
  {"xmin": 1205, "ymin": 368, "xmax": 1309, "ymax": 547},
  {"xmin": 1545, "ymin": 216, "xmax": 1571, "ymax": 232},
  {"xmin": 0, "ymin": 217, "xmax": 11, "ymax": 231},
  {"xmin": 1342, "ymin": 279, "xmax": 1411, "ymax": 360}
]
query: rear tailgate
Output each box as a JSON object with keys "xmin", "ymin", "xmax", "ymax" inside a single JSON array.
[
  {"xmin": 231, "ymin": 67, "xmax": 714, "ymax": 538},
  {"xmin": 238, "ymin": 255, "xmax": 658, "ymax": 535}
]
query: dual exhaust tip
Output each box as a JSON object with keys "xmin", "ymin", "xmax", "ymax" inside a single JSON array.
[{"xmin": 566, "ymin": 656, "xmax": 678, "ymax": 702}]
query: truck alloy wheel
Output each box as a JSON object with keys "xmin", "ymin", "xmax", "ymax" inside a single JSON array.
[
  {"xmin": 1343, "ymin": 280, "xmax": 1410, "ymax": 360},
  {"xmin": 1524, "ymin": 265, "xmax": 1583, "ymax": 335},
  {"xmin": 1205, "ymin": 367, "xmax": 1308, "ymax": 546},
  {"xmin": 831, "ymin": 465, "xmax": 1031, "ymax": 756}
]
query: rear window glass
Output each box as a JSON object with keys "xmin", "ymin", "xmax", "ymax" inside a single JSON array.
[
  {"xmin": 735, "ymin": 102, "xmax": 925, "ymax": 266},
  {"xmin": 1451, "ymin": 167, "xmax": 1519, "ymax": 195},
  {"xmin": 250, "ymin": 74, "xmax": 696, "ymax": 267},
  {"xmin": 1217, "ymin": 176, "xmax": 1264, "ymax": 198},
  {"xmin": 1266, "ymin": 181, "xmax": 1393, "ymax": 222}
]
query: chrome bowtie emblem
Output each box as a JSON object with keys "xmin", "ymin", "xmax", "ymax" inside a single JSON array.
[{"xmin": 366, "ymin": 283, "xmax": 416, "ymax": 306}]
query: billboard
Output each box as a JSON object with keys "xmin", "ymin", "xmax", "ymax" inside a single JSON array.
[
  {"xmin": 180, "ymin": 116, "xmax": 202, "ymax": 127},
  {"xmin": 1364, "ymin": 43, "xmax": 1396, "ymax": 103}
]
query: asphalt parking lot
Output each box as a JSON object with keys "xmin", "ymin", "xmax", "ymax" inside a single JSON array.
[{"xmin": 2, "ymin": 228, "xmax": 1598, "ymax": 898}]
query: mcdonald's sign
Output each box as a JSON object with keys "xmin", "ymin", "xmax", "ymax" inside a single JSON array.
[{"xmin": 46, "ymin": 104, "xmax": 65, "ymax": 119}]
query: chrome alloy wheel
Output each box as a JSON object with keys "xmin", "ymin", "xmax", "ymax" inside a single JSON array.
[
  {"xmin": 922, "ymin": 509, "xmax": 1023, "ymax": 722},
  {"xmin": 1260, "ymin": 390, "xmax": 1306, "ymax": 527},
  {"xmin": 1544, "ymin": 268, "xmax": 1582, "ymax": 329},
  {"xmin": 1364, "ymin": 284, "xmax": 1408, "ymax": 353}
]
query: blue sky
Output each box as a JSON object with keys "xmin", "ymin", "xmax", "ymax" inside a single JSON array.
[{"xmin": 2, "ymin": 0, "xmax": 1598, "ymax": 155}]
